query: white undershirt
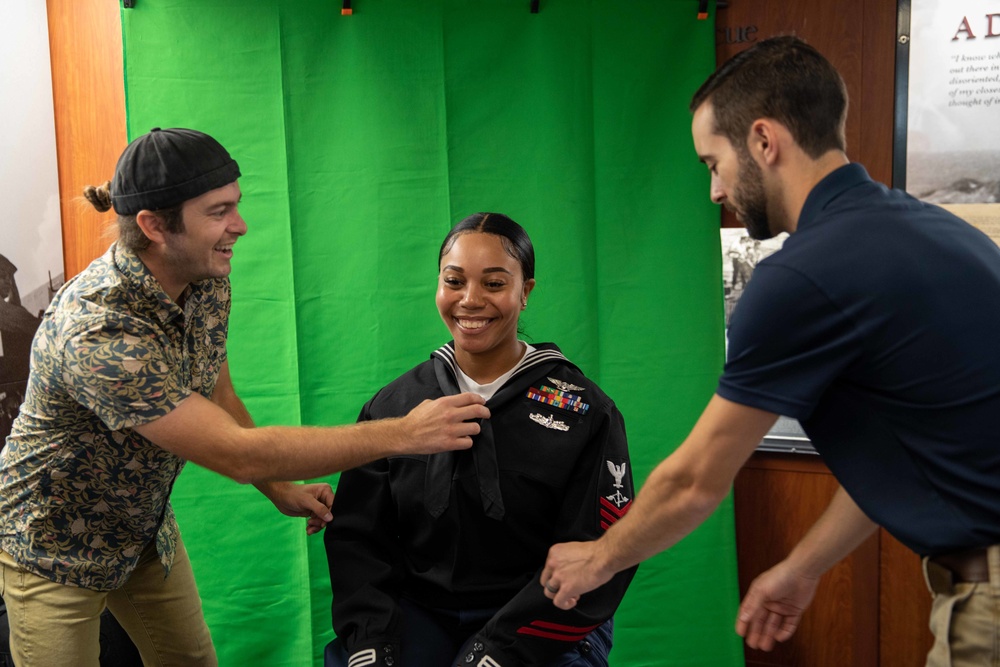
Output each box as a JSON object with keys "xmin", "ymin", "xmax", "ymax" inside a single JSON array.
[{"xmin": 455, "ymin": 343, "xmax": 536, "ymax": 401}]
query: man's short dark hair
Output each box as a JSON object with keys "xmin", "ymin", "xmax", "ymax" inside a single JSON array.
[
  {"xmin": 689, "ymin": 35, "xmax": 848, "ymax": 159},
  {"xmin": 117, "ymin": 205, "xmax": 185, "ymax": 252}
]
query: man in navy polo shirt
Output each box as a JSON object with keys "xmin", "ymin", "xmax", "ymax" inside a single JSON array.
[{"xmin": 540, "ymin": 36, "xmax": 1000, "ymax": 666}]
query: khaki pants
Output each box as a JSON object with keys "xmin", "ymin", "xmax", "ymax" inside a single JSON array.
[
  {"xmin": 923, "ymin": 545, "xmax": 1000, "ymax": 667},
  {"xmin": 0, "ymin": 537, "xmax": 216, "ymax": 667}
]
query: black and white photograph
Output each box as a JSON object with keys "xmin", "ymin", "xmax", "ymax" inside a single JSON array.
[
  {"xmin": 0, "ymin": 1, "xmax": 64, "ymax": 443},
  {"xmin": 720, "ymin": 227, "xmax": 785, "ymax": 328},
  {"xmin": 719, "ymin": 228, "xmax": 812, "ymax": 454}
]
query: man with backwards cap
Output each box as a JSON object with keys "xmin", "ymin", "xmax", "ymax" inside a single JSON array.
[{"xmin": 0, "ymin": 127, "xmax": 489, "ymax": 666}]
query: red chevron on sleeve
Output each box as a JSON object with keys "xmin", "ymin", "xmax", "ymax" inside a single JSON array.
[
  {"xmin": 516, "ymin": 620, "xmax": 602, "ymax": 642},
  {"xmin": 599, "ymin": 496, "xmax": 631, "ymax": 531}
]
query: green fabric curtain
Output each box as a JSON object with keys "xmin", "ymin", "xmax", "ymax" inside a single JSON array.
[{"xmin": 121, "ymin": 1, "xmax": 738, "ymax": 664}]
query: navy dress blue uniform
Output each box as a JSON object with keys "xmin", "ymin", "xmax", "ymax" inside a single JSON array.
[{"xmin": 324, "ymin": 343, "xmax": 636, "ymax": 667}]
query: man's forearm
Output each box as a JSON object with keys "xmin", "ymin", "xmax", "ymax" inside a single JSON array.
[
  {"xmin": 597, "ymin": 396, "xmax": 778, "ymax": 575},
  {"xmin": 214, "ymin": 389, "xmax": 405, "ymax": 484},
  {"xmin": 137, "ymin": 389, "xmax": 407, "ymax": 482},
  {"xmin": 783, "ymin": 486, "xmax": 878, "ymax": 578},
  {"xmin": 237, "ymin": 418, "xmax": 411, "ymax": 483},
  {"xmin": 138, "ymin": 386, "xmax": 486, "ymax": 484},
  {"xmin": 543, "ymin": 396, "xmax": 779, "ymax": 610},
  {"xmin": 594, "ymin": 458, "xmax": 730, "ymax": 576}
]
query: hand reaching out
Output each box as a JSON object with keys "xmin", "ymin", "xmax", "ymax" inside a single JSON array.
[
  {"xmin": 736, "ymin": 561, "xmax": 820, "ymax": 651},
  {"xmin": 540, "ymin": 540, "xmax": 613, "ymax": 610},
  {"xmin": 265, "ymin": 481, "xmax": 335, "ymax": 535},
  {"xmin": 399, "ymin": 393, "xmax": 490, "ymax": 454}
]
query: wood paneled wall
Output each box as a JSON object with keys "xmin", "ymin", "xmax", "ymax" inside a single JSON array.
[
  {"xmin": 46, "ymin": 0, "xmax": 127, "ymax": 279},
  {"xmin": 734, "ymin": 455, "xmax": 880, "ymax": 666}
]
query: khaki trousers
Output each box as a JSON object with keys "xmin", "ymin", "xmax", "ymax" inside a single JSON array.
[
  {"xmin": 0, "ymin": 536, "xmax": 216, "ymax": 667},
  {"xmin": 923, "ymin": 545, "xmax": 1000, "ymax": 667}
]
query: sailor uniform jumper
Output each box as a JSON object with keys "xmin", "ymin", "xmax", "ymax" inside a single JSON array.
[{"xmin": 324, "ymin": 342, "xmax": 637, "ymax": 666}]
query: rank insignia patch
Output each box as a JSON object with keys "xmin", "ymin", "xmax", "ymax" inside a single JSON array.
[
  {"xmin": 600, "ymin": 460, "xmax": 631, "ymax": 529},
  {"xmin": 600, "ymin": 495, "xmax": 631, "ymax": 530},
  {"xmin": 526, "ymin": 385, "xmax": 589, "ymax": 414}
]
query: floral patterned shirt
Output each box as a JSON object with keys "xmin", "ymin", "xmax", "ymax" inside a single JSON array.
[{"xmin": 0, "ymin": 243, "xmax": 229, "ymax": 591}]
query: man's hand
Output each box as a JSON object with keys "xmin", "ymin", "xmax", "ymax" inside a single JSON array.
[
  {"xmin": 261, "ymin": 481, "xmax": 335, "ymax": 535},
  {"xmin": 398, "ymin": 393, "xmax": 490, "ymax": 454},
  {"xmin": 736, "ymin": 561, "xmax": 820, "ymax": 651},
  {"xmin": 540, "ymin": 540, "xmax": 613, "ymax": 610}
]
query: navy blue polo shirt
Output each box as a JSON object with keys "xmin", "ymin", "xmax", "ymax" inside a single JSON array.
[{"xmin": 719, "ymin": 163, "xmax": 1000, "ymax": 556}]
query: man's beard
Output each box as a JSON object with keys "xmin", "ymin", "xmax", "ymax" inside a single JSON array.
[{"xmin": 732, "ymin": 152, "xmax": 774, "ymax": 241}]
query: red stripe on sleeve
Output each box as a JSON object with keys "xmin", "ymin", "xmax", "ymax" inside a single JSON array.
[
  {"xmin": 517, "ymin": 626, "xmax": 590, "ymax": 642},
  {"xmin": 529, "ymin": 620, "xmax": 602, "ymax": 633}
]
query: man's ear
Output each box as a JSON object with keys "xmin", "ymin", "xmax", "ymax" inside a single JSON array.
[
  {"xmin": 135, "ymin": 210, "xmax": 168, "ymax": 245},
  {"xmin": 747, "ymin": 118, "xmax": 781, "ymax": 166}
]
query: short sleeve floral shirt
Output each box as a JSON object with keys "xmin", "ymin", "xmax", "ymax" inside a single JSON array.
[{"xmin": 0, "ymin": 243, "xmax": 230, "ymax": 591}]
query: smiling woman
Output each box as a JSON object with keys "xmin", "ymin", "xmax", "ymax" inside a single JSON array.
[
  {"xmin": 436, "ymin": 212, "xmax": 536, "ymax": 384},
  {"xmin": 323, "ymin": 213, "xmax": 639, "ymax": 667}
]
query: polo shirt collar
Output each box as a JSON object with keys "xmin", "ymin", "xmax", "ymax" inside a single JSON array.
[{"xmin": 797, "ymin": 163, "xmax": 872, "ymax": 231}]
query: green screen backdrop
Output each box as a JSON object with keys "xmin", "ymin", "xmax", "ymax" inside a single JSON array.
[{"xmin": 120, "ymin": 1, "xmax": 738, "ymax": 665}]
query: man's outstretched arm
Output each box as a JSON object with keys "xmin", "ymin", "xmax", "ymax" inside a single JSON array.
[
  {"xmin": 134, "ymin": 363, "xmax": 489, "ymax": 485},
  {"xmin": 541, "ymin": 394, "xmax": 777, "ymax": 609}
]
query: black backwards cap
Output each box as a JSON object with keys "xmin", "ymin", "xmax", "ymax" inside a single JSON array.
[{"xmin": 110, "ymin": 128, "xmax": 241, "ymax": 215}]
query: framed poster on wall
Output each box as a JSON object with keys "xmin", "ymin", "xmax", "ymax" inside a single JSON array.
[{"xmin": 894, "ymin": 0, "xmax": 1000, "ymax": 237}]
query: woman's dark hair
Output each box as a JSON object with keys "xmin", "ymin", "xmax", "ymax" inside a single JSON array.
[
  {"xmin": 689, "ymin": 35, "xmax": 848, "ymax": 159},
  {"xmin": 438, "ymin": 212, "xmax": 535, "ymax": 281}
]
